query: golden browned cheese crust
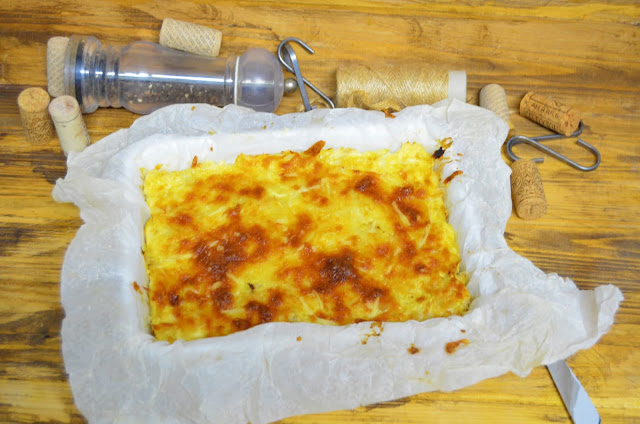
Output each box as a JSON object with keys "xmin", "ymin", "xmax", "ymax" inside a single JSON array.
[{"xmin": 143, "ymin": 142, "xmax": 470, "ymax": 342}]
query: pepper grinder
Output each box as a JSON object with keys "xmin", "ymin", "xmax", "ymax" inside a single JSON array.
[{"xmin": 59, "ymin": 35, "xmax": 284, "ymax": 114}]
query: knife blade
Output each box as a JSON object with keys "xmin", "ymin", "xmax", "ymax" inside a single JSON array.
[{"xmin": 547, "ymin": 360, "xmax": 601, "ymax": 424}]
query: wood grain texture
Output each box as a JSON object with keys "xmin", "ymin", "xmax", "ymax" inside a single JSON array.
[{"xmin": 1, "ymin": 0, "xmax": 638, "ymax": 423}]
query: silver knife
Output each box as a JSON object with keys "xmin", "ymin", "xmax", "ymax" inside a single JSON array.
[{"xmin": 547, "ymin": 360, "xmax": 601, "ymax": 424}]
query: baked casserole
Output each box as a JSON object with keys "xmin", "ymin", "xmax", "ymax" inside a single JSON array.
[{"xmin": 143, "ymin": 141, "xmax": 469, "ymax": 342}]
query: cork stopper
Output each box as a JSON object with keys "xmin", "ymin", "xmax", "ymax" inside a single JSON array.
[
  {"xmin": 49, "ymin": 95, "xmax": 90, "ymax": 156},
  {"xmin": 159, "ymin": 18, "xmax": 222, "ymax": 57},
  {"xmin": 510, "ymin": 160, "xmax": 547, "ymax": 220},
  {"xmin": 17, "ymin": 87, "xmax": 55, "ymax": 143},
  {"xmin": 479, "ymin": 84, "xmax": 514, "ymax": 140},
  {"xmin": 520, "ymin": 92, "xmax": 580, "ymax": 136},
  {"xmin": 47, "ymin": 36, "xmax": 69, "ymax": 98}
]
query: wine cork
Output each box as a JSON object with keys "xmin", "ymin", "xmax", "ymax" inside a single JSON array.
[
  {"xmin": 48, "ymin": 96, "xmax": 90, "ymax": 156},
  {"xmin": 159, "ymin": 18, "xmax": 222, "ymax": 57},
  {"xmin": 479, "ymin": 84, "xmax": 514, "ymax": 139},
  {"xmin": 47, "ymin": 36, "xmax": 69, "ymax": 98},
  {"xmin": 520, "ymin": 92, "xmax": 580, "ymax": 136},
  {"xmin": 17, "ymin": 87, "xmax": 55, "ymax": 143},
  {"xmin": 510, "ymin": 159, "xmax": 547, "ymax": 220}
]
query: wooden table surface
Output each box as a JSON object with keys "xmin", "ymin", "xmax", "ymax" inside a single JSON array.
[{"xmin": 1, "ymin": 1, "xmax": 639, "ymax": 423}]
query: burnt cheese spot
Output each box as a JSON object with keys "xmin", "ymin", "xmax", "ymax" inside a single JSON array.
[
  {"xmin": 393, "ymin": 186, "xmax": 414, "ymax": 200},
  {"xmin": 233, "ymin": 319, "xmax": 251, "ymax": 330},
  {"xmin": 397, "ymin": 202, "xmax": 421, "ymax": 226},
  {"xmin": 332, "ymin": 298, "xmax": 351, "ymax": 323},
  {"xmin": 376, "ymin": 244, "xmax": 391, "ymax": 256},
  {"xmin": 213, "ymin": 287, "xmax": 233, "ymax": 310},
  {"xmin": 226, "ymin": 204, "xmax": 241, "ymax": 219},
  {"xmin": 354, "ymin": 174, "xmax": 383, "ymax": 202},
  {"xmin": 363, "ymin": 287, "xmax": 386, "ymax": 302},
  {"xmin": 287, "ymin": 214, "xmax": 312, "ymax": 248},
  {"xmin": 403, "ymin": 241, "xmax": 417, "ymax": 258},
  {"xmin": 239, "ymin": 186, "xmax": 265, "ymax": 199},
  {"xmin": 246, "ymin": 300, "xmax": 275, "ymax": 323},
  {"xmin": 315, "ymin": 252, "xmax": 358, "ymax": 293},
  {"xmin": 191, "ymin": 224, "xmax": 269, "ymax": 282},
  {"xmin": 269, "ymin": 290, "xmax": 284, "ymax": 307},
  {"xmin": 414, "ymin": 258, "xmax": 438, "ymax": 274},
  {"xmin": 311, "ymin": 194, "xmax": 329, "ymax": 206},
  {"xmin": 169, "ymin": 292, "xmax": 180, "ymax": 306},
  {"xmin": 414, "ymin": 263, "xmax": 428, "ymax": 274},
  {"xmin": 171, "ymin": 213, "xmax": 193, "ymax": 226}
]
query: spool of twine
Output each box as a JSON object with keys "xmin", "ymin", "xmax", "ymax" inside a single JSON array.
[
  {"xmin": 17, "ymin": 87, "xmax": 55, "ymax": 143},
  {"xmin": 159, "ymin": 18, "xmax": 222, "ymax": 57},
  {"xmin": 336, "ymin": 63, "xmax": 466, "ymax": 110},
  {"xmin": 510, "ymin": 159, "xmax": 547, "ymax": 220}
]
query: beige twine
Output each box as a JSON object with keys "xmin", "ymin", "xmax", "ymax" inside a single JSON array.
[{"xmin": 336, "ymin": 63, "xmax": 449, "ymax": 111}]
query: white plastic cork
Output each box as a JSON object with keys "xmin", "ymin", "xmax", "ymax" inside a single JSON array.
[
  {"xmin": 47, "ymin": 36, "xmax": 69, "ymax": 98},
  {"xmin": 48, "ymin": 95, "xmax": 90, "ymax": 156},
  {"xmin": 159, "ymin": 18, "xmax": 222, "ymax": 57}
]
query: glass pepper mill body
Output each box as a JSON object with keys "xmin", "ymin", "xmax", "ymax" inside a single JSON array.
[{"xmin": 63, "ymin": 35, "xmax": 284, "ymax": 114}]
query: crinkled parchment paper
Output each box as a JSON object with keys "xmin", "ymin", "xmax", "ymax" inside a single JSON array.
[{"xmin": 53, "ymin": 100, "xmax": 622, "ymax": 424}]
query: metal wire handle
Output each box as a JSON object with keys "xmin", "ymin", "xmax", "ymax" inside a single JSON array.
[
  {"xmin": 277, "ymin": 37, "xmax": 335, "ymax": 111},
  {"xmin": 506, "ymin": 121, "xmax": 601, "ymax": 171}
]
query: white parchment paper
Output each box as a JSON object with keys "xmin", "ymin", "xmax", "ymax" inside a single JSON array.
[{"xmin": 52, "ymin": 100, "xmax": 622, "ymax": 424}]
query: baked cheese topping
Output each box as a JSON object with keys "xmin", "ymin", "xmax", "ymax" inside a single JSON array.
[{"xmin": 143, "ymin": 142, "xmax": 469, "ymax": 342}]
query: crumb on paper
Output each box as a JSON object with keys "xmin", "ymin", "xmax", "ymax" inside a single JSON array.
[
  {"xmin": 304, "ymin": 140, "xmax": 326, "ymax": 156},
  {"xmin": 444, "ymin": 170, "xmax": 463, "ymax": 185},
  {"xmin": 445, "ymin": 338, "xmax": 469, "ymax": 354},
  {"xmin": 191, "ymin": 156, "xmax": 198, "ymax": 168},
  {"xmin": 432, "ymin": 147, "xmax": 445, "ymax": 159},
  {"xmin": 407, "ymin": 344, "xmax": 420, "ymax": 355},
  {"xmin": 296, "ymin": 336, "xmax": 302, "ymax": 342},
  {"xmin": 438, "ymin": 137, "xmax": 453, "ymax": 149},
  {"xmin": 361, "ymin": 321, "xmax": 384, "ymax": 345}
]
